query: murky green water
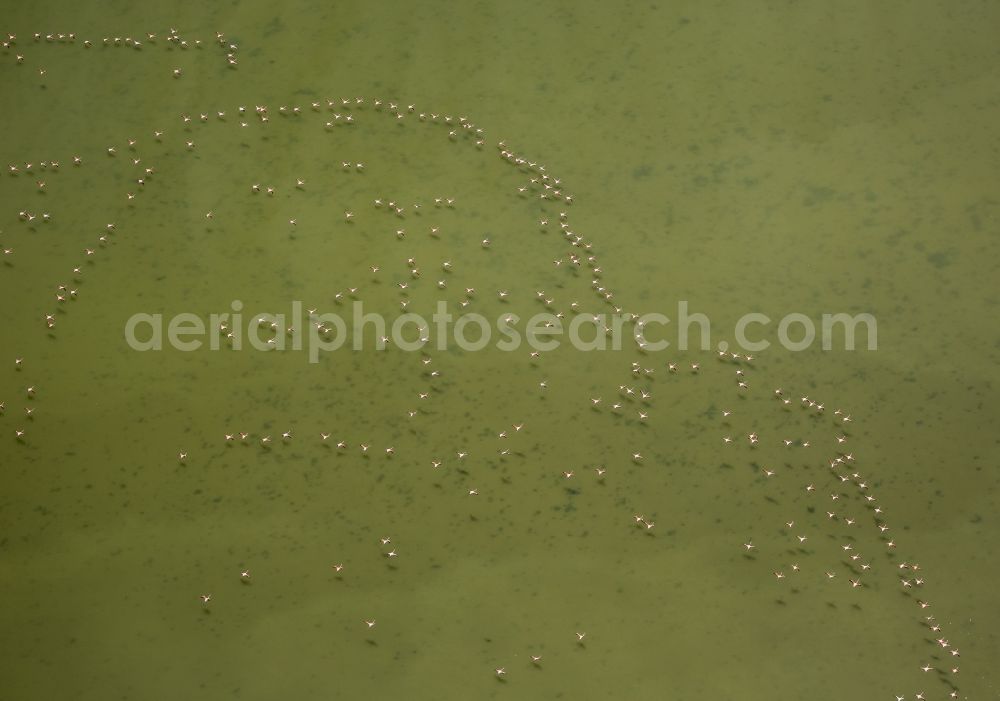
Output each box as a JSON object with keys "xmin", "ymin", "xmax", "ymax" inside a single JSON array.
[{"xmin": 1, "ymin": 2, "xmax": 997, "ymax": 700}]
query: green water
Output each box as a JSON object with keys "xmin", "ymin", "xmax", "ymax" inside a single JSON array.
[{"xmin": 1, "ymin": 2, "xmax": 997, "ymax": 700}]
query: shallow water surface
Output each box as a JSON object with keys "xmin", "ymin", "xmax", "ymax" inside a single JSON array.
[{"xmin": 1, "ymin": 2, "xmax": 998, "ymax": 700}]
